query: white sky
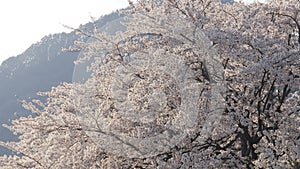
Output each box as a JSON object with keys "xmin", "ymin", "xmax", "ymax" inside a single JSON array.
[
  {"xmin": 0, "ymin": 0, "xmax": 129, "ymax": 64},
  {"xmin": 0, "ymin": 0, "xmax": 260, "ymax": 64}
]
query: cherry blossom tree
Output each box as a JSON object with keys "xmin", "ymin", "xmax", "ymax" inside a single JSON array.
[{"xmin": 0, "ymin": 0, "xmax": 299, "ymax": 168}]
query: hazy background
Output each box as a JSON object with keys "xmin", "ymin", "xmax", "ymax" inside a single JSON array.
[{"xmin": 0, "ymin": 0, "xmax": 129, "ymax": 64}]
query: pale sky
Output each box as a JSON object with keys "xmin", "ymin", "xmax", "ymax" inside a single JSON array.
[
  {"xmin": 0, "ymin": 0, "xmax": 261, "ymax": 64},
  {"xmin": 0, "ymin": 0, "xmax": 129, "ymax": 64}
]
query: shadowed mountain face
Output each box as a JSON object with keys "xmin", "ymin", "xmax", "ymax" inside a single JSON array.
[{"xmin": 0, "ymin": 12, "xmax": 125, "ymax": 155}]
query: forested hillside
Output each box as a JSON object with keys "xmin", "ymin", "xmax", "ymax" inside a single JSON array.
[{"xmin": 0, "ymin": 12, "xmax": 124, "ymax": 155}]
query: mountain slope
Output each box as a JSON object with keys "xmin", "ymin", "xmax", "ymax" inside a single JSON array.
[{"xmin": 0, "ymin": 12, "xmax": 124, "ymax": 155}]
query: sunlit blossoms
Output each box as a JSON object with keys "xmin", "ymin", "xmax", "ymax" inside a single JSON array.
[{"xmin": 0, "ymin": 0, "xmax": 299, "ymax": 168}]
